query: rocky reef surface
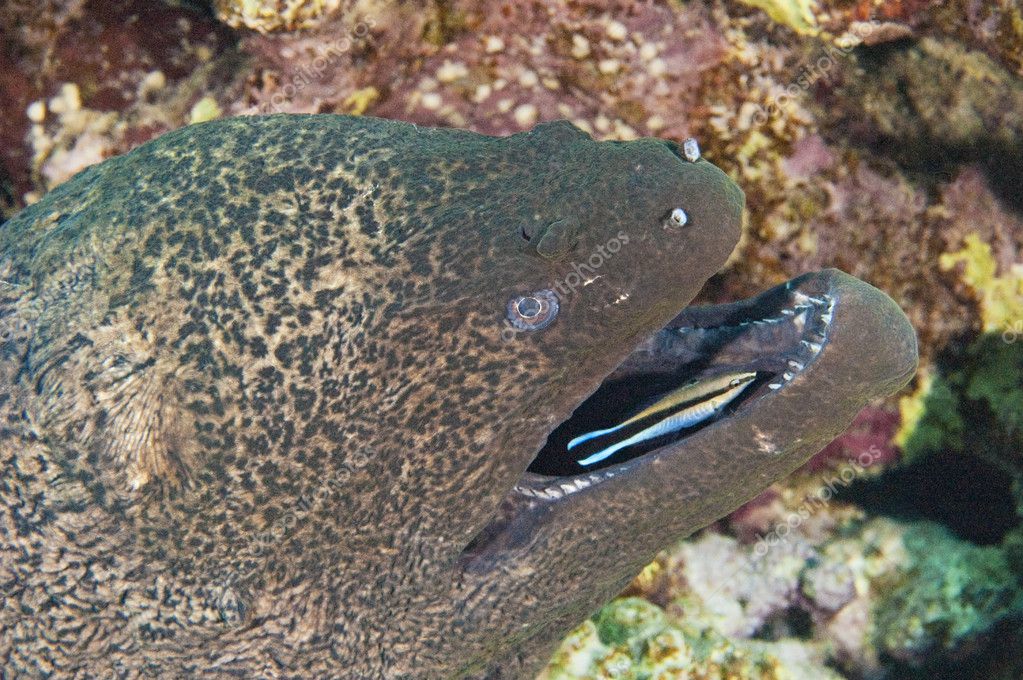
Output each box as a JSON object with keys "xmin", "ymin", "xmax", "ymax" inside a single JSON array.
[{"xmin": 1, "ymin": 0, "xmax": 1021, "ymax": 677}]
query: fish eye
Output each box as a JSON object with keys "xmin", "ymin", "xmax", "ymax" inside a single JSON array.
[
  {"xmin": 665, "ymin": 207, "xmax": 688, "ymax": 230},
  {"xmin": 507, "ymin": 289, "xmax": 559, "ymax": 331}
]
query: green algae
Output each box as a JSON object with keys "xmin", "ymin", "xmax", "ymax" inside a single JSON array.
[
  {"xmin": 897, "ymin": 334, "xmax": 1022, "ymax": 470},
  {"xmin": 873, "ymin": 522, "xmax": 1023, "ymax": 661},
  {"xmin": 897, "ymin": 234, "xmax": 1022, "ymax": 467}
]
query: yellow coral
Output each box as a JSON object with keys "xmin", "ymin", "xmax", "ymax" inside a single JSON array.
[
  {"xmin": 938, "ymin": 234, "xmax": 1023, "ymax": 333},
  {"xmin": 343, "ymin": 87, "xmax": 380, "ymax": 115},
  {"xmin": 738, "ymin": 0, "xmax": 819, "ymax": 36},
  {"xmin": 893, "ymin": 368, "xmax": 932, "ymax": 450},
  {"xmin": 189, "ymin": 96, "xmax": 222, "ymax": 124},
  {"xmin": 214, "ymin": 0, "xmax": 345, "ymax": 33}
]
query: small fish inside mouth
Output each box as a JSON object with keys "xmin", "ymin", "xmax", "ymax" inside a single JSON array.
[
  {"xmin": 568, "ymin": 370, "xmax": 757, "ymax": 467},
  {"xmin": 526, "ymin": 279, "xmax": 836, "ymax": 478}
]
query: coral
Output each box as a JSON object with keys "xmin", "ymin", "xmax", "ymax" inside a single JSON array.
[
  {"xmin": 738, "ymin": 0, "xmax": 819, "ymax": 36},
  {"xmin": 894, "ymin": 235, "xmax": 1022, "ymax": 472},
  {"xmin": 538, "ymin": 597, "xmax": 841, "ymax": 680},
  {"xmin": 583, "ymin": 517, "xmax": 1023, "ymax": 679},
  {"xmin": 25, "ymin": 83, "xmax": 120, "ymax": 200},
  {"xmin": 939, "ymin": 234, "xmax": 1023, "ymax": 334},
  {"xmin": 213, "ymin": 0, "xmax": 349, "ymax": 33},
  {"xmin": 368, "ymin": 1, "xmax": 733, "ymax": 141},
  {"xmin": 227, "ymin": 3, "xmax": 386, "ymax": 116},
  {"xmin": 897, "ymin": 335, "xmax": 1023, "ymax": 475},
  {"xmin": 894, "ymin": 367, "xmax": 964, "ymax": 459},
  {"xmin": 0, "ymin": 0, "xmax": 234, "ymax": 208},
  {"xmin": 814, "ymin": 0, "xmax": 1023, "ymax": 76}
]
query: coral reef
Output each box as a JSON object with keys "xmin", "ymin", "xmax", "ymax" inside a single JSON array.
[
  {"xmin": 897, "ymin": 233, "xmax": 1022, "ymax": 474},
  {"xmin": 810, "ymin": 0, "xmax": 1023, "ymax": 76},
  {"xmin": 897, "ymin": 335, "xmax": 1023, "ymax": 475},
  {"xmin": 1, "ymin": 0, "xmax": 1021, "ymax": 677},
  {"xmin": 545, "ymin": 516, "xmax": 1023, "ymax": 679},
  {"xmin": 539, "ymin": 596, "xmax": 841, "ymax": 680},
  {"xmin": 872, "ymin": 522, "xmax": 1023, "ymax": 664},
  {"xmin": 939, "ymin": 234, "xmax": 1023, "ymax": 334}
]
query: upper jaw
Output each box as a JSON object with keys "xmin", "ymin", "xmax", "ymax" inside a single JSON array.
[{"xmin": 461, "ymin": 269, "xmax": 917, "ymax": 559}]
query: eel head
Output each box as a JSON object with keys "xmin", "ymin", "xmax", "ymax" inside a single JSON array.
[{"xmin": 0, "ymin": 116, "xmax": 916, "ymax": 678}]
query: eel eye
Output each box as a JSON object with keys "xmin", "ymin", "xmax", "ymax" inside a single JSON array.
[
  {"xmin": 507, "ymin": 289, "xmax": 559, "ymax": 331},
  {"xmin": 665, "ymin": 207, "xmax": 688, "ymax": 230}
]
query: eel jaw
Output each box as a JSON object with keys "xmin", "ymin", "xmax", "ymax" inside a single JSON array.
[
  {"xmin": 517, "ymin": 270, "xmax": 839, "ymax": 491},
  {"xmin": 460, "ymin": 268, "xmax": 918, "ymax": 561}
]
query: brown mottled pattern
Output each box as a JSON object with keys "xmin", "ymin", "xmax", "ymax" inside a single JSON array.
[{"xmin": 0, "ymin": 114, "xmax": 744, "ymax": 678}]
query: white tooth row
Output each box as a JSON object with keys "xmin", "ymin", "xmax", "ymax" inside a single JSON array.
[
  {"xmin": 735, "ymin": 311, "xmax": 802, "ymax": 328},
  {"xmin": 767, "ymin": 298, "xmax": 835, "ymax": 390},
  {"xmin": 679, "ymin": 292, "xmax": 835, "ymax": 338},
  {"xmin": 514, "ymin": 472, "xmax": 613, "ymax": 501}
]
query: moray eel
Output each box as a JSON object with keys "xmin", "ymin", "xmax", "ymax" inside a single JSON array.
[{"xmin": 0, "ymin": 115, "xmax": 917, "ymax": 678}]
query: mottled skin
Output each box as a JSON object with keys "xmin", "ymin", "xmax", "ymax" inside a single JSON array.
[
  {"xmin": 0, "ymin": 115, "xmax": 745, "ymax": 677},
  {"xmin": 0, "ymin": 115, "xmax": 917, "ymax": 678}
]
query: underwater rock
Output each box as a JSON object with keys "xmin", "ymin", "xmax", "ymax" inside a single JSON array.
[
  {"xmin": 0, "ymin": 0, "xmax": 235, "ymax": 208},
  {"xmin": 817, "ymin": 37, "xmax": 1023, "ymax": 163},
  {"xmin": 368, "ymin": 0, "xmax": 732, "ymax": 141},
  {"xmin": 815, "ymin": 0, "xmax": 1023, "ymax": 75},
  {"xmin": 582, "ymin": 516, "xmax": 1023, "ymax": 679}
]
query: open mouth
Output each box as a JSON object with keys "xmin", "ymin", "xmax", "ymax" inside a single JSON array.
[{"xmin": 516, "ymin": 273, "xmax": 836, "ymax": 497}]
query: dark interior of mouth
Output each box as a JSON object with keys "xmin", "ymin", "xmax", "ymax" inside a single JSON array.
[{"xmin": 526, "ymin": 278, "xmax": 835, "ymax": 477}]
